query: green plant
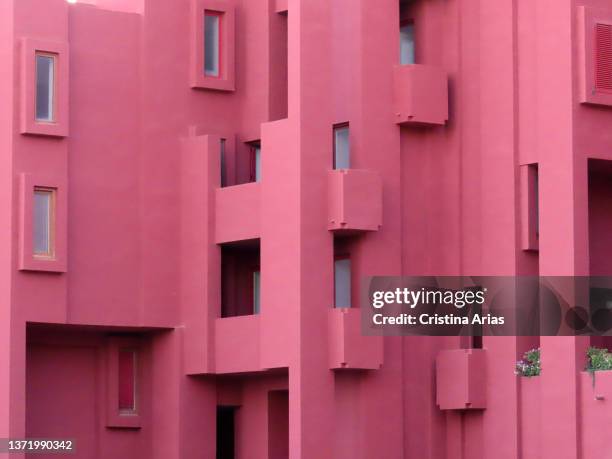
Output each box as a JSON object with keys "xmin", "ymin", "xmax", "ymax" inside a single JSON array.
[
  {"xmin": 515, "ymin": 348, "xmax": 541, "ymax": 377},
  {"xmin": 586, "ymin": 347, "xmax": 612, "ymax": 372}
]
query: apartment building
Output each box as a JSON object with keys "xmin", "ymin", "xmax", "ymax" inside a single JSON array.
[{"xmin": 1, "ymin": 0, "xmax": 612, "ymax": 458}]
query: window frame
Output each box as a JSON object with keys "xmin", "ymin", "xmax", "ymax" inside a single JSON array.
[
  {"xmin": 106, "ymin": 337, "xmax": 142, "ymax": 429},
  {"xmin": 252, "ymin": 268, "xmax": 261, "ymax": 314},
  {"xmin": 20, "ymin": 38, "xmax": 69, "ymax": 137},
  {"xmin": 32, "ymin": 186, "xmax": 56, "ymax": 260},
  {"xmin": 399, "ymin": 19, "xmax": 416, "ymax": 65},
  {"xmin": 249, "ymin": 141, "xmax": 262, "ymax": 183},
  {"xmin": 204, "ymin": 10, "xmax": 223, "ymax": 78},
  {"xmin": 191, "ymin": 0, "xmax": 235, "ymax": 91},
  {"xmin": 520, "ymin": 163, "xmax": 539, "ymax": 251},
  {"xmin": 34, "ymin": 52, "xmax": 57, "ymax": 123},
  {"xmin": 19, "ymin": 174, "xmax": 67, "ymax": 272},
  {"xmin": 333, "ymin": 123, "xmax": 350, "ymax": 170},
  {"xmin": 578, "ymin": 6, "xmax": 612, "ymax": 106},
  {"xmin": 333, "ymin": 255, "xmax": 352, "ymax": 309}
]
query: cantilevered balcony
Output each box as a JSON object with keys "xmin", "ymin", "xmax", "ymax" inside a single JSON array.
[
  {"xmin": 328, "ymin": 308, "xmax": 383, "ymax": 370},
  {"xmin": 328, "ymin": 169, "xmax": 382, "ymax": 233},
  {"xmin": 393, "ymin": 64, "xmax": 448, "ymax": 126},
  {"xmin": 436, "ymin": 349, "xmax": 487, "ymax": 410}
]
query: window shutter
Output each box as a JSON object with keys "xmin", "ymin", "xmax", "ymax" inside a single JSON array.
[{"xmin": 595, "ymin": 23, "xmax": 612, "ymax": 94}]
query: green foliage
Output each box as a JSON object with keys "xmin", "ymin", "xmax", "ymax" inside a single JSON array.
[
  {"xmin": 515, "ymin": 348, "xmax": 541, "ymax": 377},
  {"xmin": 586, "ymin": 347, "xmax": 612, "ymax": 372}
]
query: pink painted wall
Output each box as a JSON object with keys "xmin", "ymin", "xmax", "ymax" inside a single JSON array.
[{"xmin": 2, "ymin": 0, "xmax": 612, "ymax": 458}]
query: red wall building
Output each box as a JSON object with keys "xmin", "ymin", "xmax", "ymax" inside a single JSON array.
[{"xmin": 1, "ymin": 0, "xmax": 612, "ymax": 457}]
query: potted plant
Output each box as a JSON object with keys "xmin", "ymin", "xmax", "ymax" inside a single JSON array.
[{"xmin": 515, "ymin": 348, "xmax": 541, "ymax": 377}]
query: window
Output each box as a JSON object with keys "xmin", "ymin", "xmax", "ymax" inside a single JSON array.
[
  {"xmin": 220, "ymin": 138, "xmax": 227, "ymax": 187},
  {"xmin": 334, "ymin": 257, "xmax": 351, "ymax": 308},
  {"xmin": 204, "ymin": 11, "xmax": 222, "ymax": 77},
  {"xmin": 106, "ymin": 338, "xmax": 142, "ymax": 428},
  {"xmin": 595, "ymin": 23, "xmax": 612, "ymax": 94},
  {"xmin": 578, "ymin": 7, "xmax": 612, "ymax": 106},
  {"xmin": 400, "ymin": 21, "xmax": 415, "ymax": 65},
  {"xmin": 333, "ymin": 124, "xmax": 350, "ymax": 170},
  {"xmin": 521, "ymin": 164, "xmax": 539, "ymax": 251},
  {"xmin": 19, "ymin": 174, "xmax": 66, "ymax": 272},
  {"xmin": 118, "ymin": 350, "xmax": 137, "ymax": 414},
  {"xmin": 35, "ymin": 53, "xmax": 55, "ymax": 122},
  {"xmin": 253, "ymin": 270, "xmax": 261, "ymax": 314},
  {"xmin": 248, "ymin": 142, "xmax": 261, "ymax": 183},
  {"xmin": 33, "ymin": 187, "xmax": 55, "ymax": 258}
]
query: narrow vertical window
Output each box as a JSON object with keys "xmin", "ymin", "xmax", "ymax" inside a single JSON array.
[
  {"xmin": 254, "ymin": 145, "xmax": 261, "ymax": 182},
  {"xmin": 204, "ymin": 11, "xmax": 221, "ymax": 77},
  {"xmin": 220, "ymin": 138, "xmax": 227, "ymax": 187},
  {"xmin": 533, "ymin": 166, "xmax": 539, "ymax": 239},
  {"xmin": 333, "ymin": 124, "xmax": 350, "ymax": 170},
  {"xmin": 249, "ymin": 142, "xmax": 262, "ymax": 183},
  {"xmin": 521, "ymin": 164, "xmax": 539, "ymax": 251},
  {"xmin": 35, "ymin": 53, "xmax": 55, "ymax": 122},
  {"xmin": 118, "ymin": 349, "xmax": 137, "ymax": 414},
  {"xmin": 334, "ymin": 258, "xmax": 351, "ymax": 308},
  {"xmin": 33, "ymin": 187, "xmax": 55, "ymax": 258},
  {"xmin": 253, "ymin": 270, "xmax": 261, "ymax": 314},
  {"xmin": 400, "ymin": 21, "xmax": 415, "ymax": 65}
]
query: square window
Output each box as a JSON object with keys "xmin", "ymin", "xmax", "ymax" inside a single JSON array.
[
  {"xmin": 35, "ymin": 53, "xmax": 55, "ymax": 122},
  {"xmin": 33, "ymin": 187, "xmax": 55, "ymax": 258},
  {"xmin": 333, "ymin": 124, "xmax": 350, "ymax": 170}
]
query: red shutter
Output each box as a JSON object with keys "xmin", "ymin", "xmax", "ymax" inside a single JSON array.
[
  {"xmin": 118, "ymin": 350, "xmax": 136, "ymax": 412},
  {"xmin": 595, "ymin": 23, "xmax": 612, "ymax": 93}
]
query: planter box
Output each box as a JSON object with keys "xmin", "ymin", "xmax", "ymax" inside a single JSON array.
[
  {"xmin": 520, "ymin": 377, "xmax": 541, "ymax": 459},
  {"xmin": 581, "ymin": 370, "xmax": 612, "ymax": 458},
  {"xmin": 436, "ymin": 349, "xmax": 486, "ymax": 410}
]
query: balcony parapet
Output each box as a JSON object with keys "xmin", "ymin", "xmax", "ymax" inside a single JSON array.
[
  {"xmin": 328, "ymin": 169, "xmax": 382, "ymax": 234},
  {"xmin": 393, "ymin": 64, "xmax": 448, "ymax": 126}
]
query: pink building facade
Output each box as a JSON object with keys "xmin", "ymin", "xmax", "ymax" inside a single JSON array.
[{"xmin": 2, "ymin": 0, "xmax": 612, "ymax": 458}]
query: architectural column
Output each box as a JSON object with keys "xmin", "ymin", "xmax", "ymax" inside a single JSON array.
[{"xmin": 536, "ymin": 1, "xmax": 590, "ymax": 458}]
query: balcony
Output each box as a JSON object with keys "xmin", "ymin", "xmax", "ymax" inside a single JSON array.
[
  {"xmin": 328, "ymin": 308, "xmax": 383, "ymax": 370},
  {"xmin": 215, "ymin": 182, "xmax": 261, "ymax": 244},
  {"xmin": 328, "ymin": 169, "xmax": 382, "ymax": 233},
  {"xmin": 393, "ymin": 64, "xmax": 448, "ymax": 126},
  {"xmin": 436, "ymin": 349, "xmax": 486, "ymax": 410},
  {"xmin": 215, "ymin": 315, "xmax": 261, "ymax": 374}
]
